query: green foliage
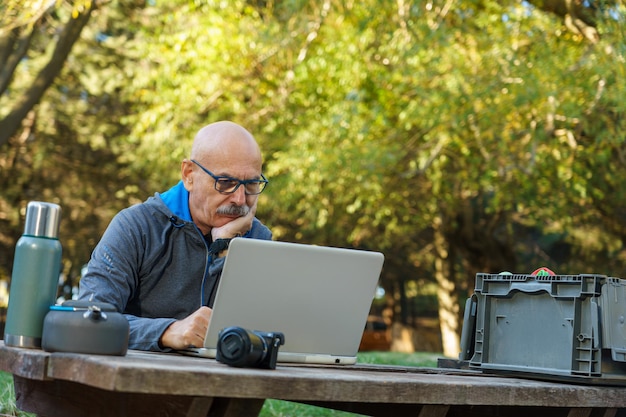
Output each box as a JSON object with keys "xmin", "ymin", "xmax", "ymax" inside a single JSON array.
[
  {"xmin": 1, "ymin": 0, "xmax": 625, "ymax": 335},
  {"xmin": 0, "ymin": 372, "xmax": 34, "ymax": 416}
]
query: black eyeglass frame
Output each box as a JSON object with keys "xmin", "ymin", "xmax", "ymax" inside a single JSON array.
[{"xmin": 190, "ymin": 159, "xmax": 269, "ymax": 195}]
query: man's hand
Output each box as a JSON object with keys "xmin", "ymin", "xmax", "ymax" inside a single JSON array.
[
  {"xmin": 159, "ymin": 306, "xmax": 212, "ymax": 350},
  {"xmin": 211, "ymin": 201, "xmax": 258, "ymax": 240}
]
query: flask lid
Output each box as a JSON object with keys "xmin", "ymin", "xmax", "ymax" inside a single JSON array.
[{"xmin": 23, "ymin": 201, "xmax": 61, "ymax": 238}]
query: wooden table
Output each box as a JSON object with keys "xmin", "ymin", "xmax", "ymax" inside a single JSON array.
[{"xmin": 1, "ymin": 342, "xmax": 626, "ymax": 417}]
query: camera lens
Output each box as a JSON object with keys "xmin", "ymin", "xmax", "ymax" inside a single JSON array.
[{"xmin": 217, "ymin": 327, "xmax": 267, "ymax": 367}]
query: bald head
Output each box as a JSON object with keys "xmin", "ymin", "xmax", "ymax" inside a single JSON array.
[{"xmin": 190, "ymin": 121, "xmax": 262, "ymax": 167}]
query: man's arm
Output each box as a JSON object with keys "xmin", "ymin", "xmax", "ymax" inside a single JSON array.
[
  {"xmin": 78, "ymin": 209, "xmax": 142, "ymax": 313},
  {"xmin": 78, "ymin": 207, "xmax": 179, "ymax": 352}
]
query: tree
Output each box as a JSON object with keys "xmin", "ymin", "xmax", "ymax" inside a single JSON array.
[
  {"xmin": 1, "ymin": 0, "xmax": 624, "ymax": 359},
  {"xmin": 0, "ymin": 0, "xmax": 151, "ymax": 281},
  {"xmin": 0, "ymin": 0, "xmax": 98, "ymax": 147},
  {"xmin": 259, "ymin": 0, "xmax": 626, "ymax": 356}
]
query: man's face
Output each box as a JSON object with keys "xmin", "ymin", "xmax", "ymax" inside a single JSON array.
[{"xmin": 185, "ymin": 157, "xmax": 261, "ymax": 235}]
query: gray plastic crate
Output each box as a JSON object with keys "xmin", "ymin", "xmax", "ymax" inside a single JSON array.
[{"xmin": 460, "ymin": 273, "xmax": 626, "ymax": 384}]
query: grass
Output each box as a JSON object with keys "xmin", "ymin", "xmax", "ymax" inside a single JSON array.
[
  {"xmin": 355, "ymin": 351, "xmax": 441, "ymax": 367},
  {"xmin": 0, "ymin": 372, "xmax": 34, "ymax": 417},
  {"xmin": 0, "ymin": 351, "xmax": 441, "ymax": 417}
]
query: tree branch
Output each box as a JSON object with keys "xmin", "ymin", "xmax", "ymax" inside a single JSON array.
[
  {"xmin": 0, "ymin": 1, "xmax": 98, "ymax": 148},
  {"xmin": 528, "ymin": 0, "xmax": 600, "ymax": 43},
  {"xmin": 0, "ymin": 25, "xmax": 39, "ymax": 96}
]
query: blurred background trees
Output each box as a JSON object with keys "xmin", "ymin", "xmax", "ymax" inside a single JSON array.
[{"xmin": 1, "ymin": 0, "xmax": 624, "ymax": 357}]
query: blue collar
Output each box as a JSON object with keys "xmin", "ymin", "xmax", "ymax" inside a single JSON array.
[{"xmin": 159, "ymin": 181, "xmax": 192, "ymax": 222}]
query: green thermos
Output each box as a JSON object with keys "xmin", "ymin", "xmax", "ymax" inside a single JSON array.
[{"xmin": 4, "ymin": 201, "xmax": 62, "ymax": 348}]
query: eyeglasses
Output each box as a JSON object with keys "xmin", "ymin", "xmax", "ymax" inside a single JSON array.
[{"xmin": 190, "ymin": 159, "xmax": 268, "ymax": 195}]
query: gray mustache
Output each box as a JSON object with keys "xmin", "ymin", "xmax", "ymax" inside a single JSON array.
[{"xmin": 216, "ymin": 205, "xmax": 250, "ymax": 217}]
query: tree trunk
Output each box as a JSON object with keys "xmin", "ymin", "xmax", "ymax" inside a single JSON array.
[{"xmin": 433, "ymin": 216, "xmax": 461, "ymax": 358}]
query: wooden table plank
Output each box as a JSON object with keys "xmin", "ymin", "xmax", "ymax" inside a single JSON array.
[
  {"xmin": 207, "ymin": 397, "xmax": 266, "ymax": 417},
  {"xmin": 418, "ymin": 405, "xmax": 450, "ymax": 417},
  {"xmin": 3, "ymin": 343, "xmax": 626, "ymax": 417},
  {"xmin": 13, "ymin": 375, "xmax": 264, "ymax": 417},
  {"xmin": 38, "ymin": 349, "xmax": 626, "ymax": 408},
  {"xmin": 13, "ymin": 376, "xmax": 214, "ymax": 417},
  {"xmin": 0, "ymin": 344, "xmax": 49, "ymax": 380}
]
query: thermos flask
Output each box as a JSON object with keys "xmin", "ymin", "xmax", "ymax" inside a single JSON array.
[{"xmin": 4, "ymin": 201, "xmax": 62, "ymax": 348}]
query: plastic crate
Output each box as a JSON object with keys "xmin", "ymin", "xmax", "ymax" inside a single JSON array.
[{"xmin": 460, "ymin": 273, "xmax": 626, "ymax": 384}]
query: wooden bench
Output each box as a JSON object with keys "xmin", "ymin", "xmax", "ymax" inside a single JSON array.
[{"xmin": 1, "ymin": 342, "xmax": 626, "ymax": 417}]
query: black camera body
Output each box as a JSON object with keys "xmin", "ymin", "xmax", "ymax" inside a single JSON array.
[{"xmin": 216, "ymin": 326, "xmax": 285, "ymax": 369}]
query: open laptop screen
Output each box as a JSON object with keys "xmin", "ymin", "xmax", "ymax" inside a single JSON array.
[{"xmin": 200, "ymin": 238, "xmax": 385, "ymax": 365}]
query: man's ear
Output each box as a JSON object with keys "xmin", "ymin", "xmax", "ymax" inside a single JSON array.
[{"xmin": 181, "ymin": 159, "xmax": 194, "ymax": 191}]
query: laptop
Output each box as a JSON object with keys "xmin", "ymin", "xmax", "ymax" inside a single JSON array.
[{"xmin": 184, "ymin": 238, "xmax": 385, "ymax": 365}]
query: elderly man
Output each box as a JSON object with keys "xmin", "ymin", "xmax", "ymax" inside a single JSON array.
[{"xmin": 78, "ymin": 121, "xmax": 272, "ymax": 351}]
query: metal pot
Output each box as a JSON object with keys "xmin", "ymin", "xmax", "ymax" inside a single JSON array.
[{"xmin": 42, "ymin": 300, "xmax": 129, "ymax": 356}]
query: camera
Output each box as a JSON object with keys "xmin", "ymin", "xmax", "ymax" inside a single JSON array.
[{"xmin": 216, "ymin": 326, "xmax": 285, "ymax": 369}]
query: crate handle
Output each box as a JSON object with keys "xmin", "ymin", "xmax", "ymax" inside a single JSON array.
[
  {"xmin": 459, "ymin": 294, "xmax": 477, "ymax": 361},
  {"xmin": 508, "ymin": 282, "xmax": 552, "ymax": 295},
  {"xmin": 591, "ymin": 299, "xmax": 599, "ymax": 349}
]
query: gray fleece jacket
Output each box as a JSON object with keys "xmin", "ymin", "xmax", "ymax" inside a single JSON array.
[{"xmin": 78, "ymin": 180, "xmax": 272, "ymax": 351}]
